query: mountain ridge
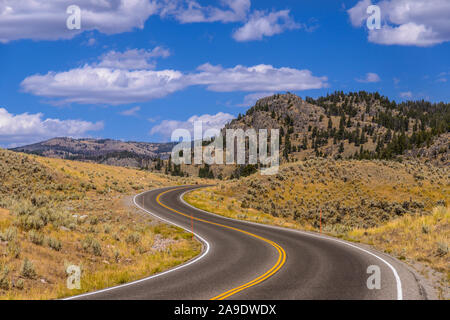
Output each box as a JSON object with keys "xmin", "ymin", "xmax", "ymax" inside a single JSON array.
[{"xmin": 11, "ymin": 137, "xmax": 175, "ymax": 169}]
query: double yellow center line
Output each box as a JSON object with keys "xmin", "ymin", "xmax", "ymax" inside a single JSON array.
[{"xmin": 155, "ymin": 188, "xmax": 287, "ymax": 300}]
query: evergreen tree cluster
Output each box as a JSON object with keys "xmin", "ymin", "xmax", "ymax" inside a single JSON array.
[
  {"xmin": 198, "ymin": 164, "xmax": 214, "ymax": 179},
  {"xmin": 303, "ymin": 91, "xmax": 449, "ymax": 160}
]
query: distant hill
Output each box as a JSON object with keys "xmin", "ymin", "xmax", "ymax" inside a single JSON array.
[
  {"xmin": 225, "ymin": 91, "xmax": 449, "ymax": 167},
  {"xmin": 11, "ymin": 137, "xmax": 175, "ymax": 169}
]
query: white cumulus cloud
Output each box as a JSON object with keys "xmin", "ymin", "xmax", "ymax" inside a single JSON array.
[
  {"xmin": 161, "ymin": 1, "xmax": 301, "ymax": 41},
  {"xmin": 0, "ymin": 107, "xmax": 103, "ymax": 147},
  {"xmin": 21, "ymin": 66, "xmax": 186, "ymax": 105},
  {"xmin": 150, "ymin": 112, "xmax": 235, "ymax": 140},
  {"xmin": 159, "ymin": 0, "xmax": 250, "ymax": 23},
  {"xmin": 0, "ymin": 0, "xmax": 159, "ymax": 43},
  {"xmin": 233, "ymin": 10, "xmax": 300, "ymax": 42},
  {"xmin": 21, "ymin": 52, "xmax": 328, "ymax": 105},
  {"xmin": 399, "ymin": 91, "xmax": 412, "ymax": 98},
  {"xmin": 119, "ymin": 106, "xmax": 141, "ymax": 116},
  {"xmin": 356, "ymin": 72, "xmax": 381, "ymax": 83},
  {"xmin": 237, "ymin": 92, "xmax": 274, "ymax": 107},
  {"xmin": 97, "ymin": 47, "xmax": 170, "ymax": 70},
  {"xmin": 0, "ymin": 0, "xmax": 304, "ymax": 43},
  {"xmin": 348, "ymin": 0, "xmax": 450, "ymax": 47},
  {"xmin": 190, "ymin": 63, "xmax": 328, "ymax": 92}
]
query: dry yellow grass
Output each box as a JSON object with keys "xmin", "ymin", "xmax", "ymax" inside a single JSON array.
[
  {"xmin": 33, "ymin": 154, "xmax": 198, "ymax": 193},
  {"xmin": 189, "ymin": 159, "xmax": 448, "ymax": 229},
  {"xmin": 0, "ymin": 149, "xmax": 204, "ymax": 299},
  {"xmin": 185, "ymin": 188, "xmax": 315, "ymax": 232},
  {"xmin": 184, "ymin": 159, "xmax": 449, "ymax": 297},
  {"xmin": 347, "ymin": 206, "xmax": 449, "ymax": 296}
]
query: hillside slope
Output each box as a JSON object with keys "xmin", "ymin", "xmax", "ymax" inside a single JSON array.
[
  {"xmin": 185, "ymin": 159, "xmax": 449, "ymax": 297},
  {"xmin": 189, "ymin": 159, "xmax": 448, "ymax": 229},
  {"xmin": 0, "ymin": 149, "xmax": 201, "ymax": 299},
  {"xmin": 226, "ymin": 92, "xmax": 449, "ymax": 166},
  {"xmin": 11, "ymin": 138, "xmax": 174, "ymax": 168}
]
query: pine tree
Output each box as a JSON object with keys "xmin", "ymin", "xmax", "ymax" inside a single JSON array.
[
  {"xmin": 384, "ymin": 129, "xmax": 392, "ymax": 143},
  {"xmin": 302, "ymin": 136, "xmax": 308, "ymax": 150},
  {"xmin": 346, "ymin": 116, "xmax": 352, "ymax": 128},
  {"xmin": 284, "ymin": 134, "xmax": 291, "ymax": 160},
  {"xmin": 354, "ymin": 128, "xmax": 360, "ymax": 146},
  {"xmin": 360, "ymin": 131, "xmax": 366, "ymax": 144},
  {"xmin": 338, "ymin": 142, "xmax": 344, "ymax": 153},
  {"xmin": 155, "ymin": 158, "xmax": 162, "ymax": 171},
  {"xmin": 338, "ymin": 115, "xmax": 345, "ymax": 139}
]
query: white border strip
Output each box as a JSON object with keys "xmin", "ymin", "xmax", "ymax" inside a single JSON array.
[
  {"xmin": 180, "ymin": 190, "xmax": 403, "ymax": 300},
  {"xmin": 64, "ymin": 187, "xmax": 211, "ymax": 300}
]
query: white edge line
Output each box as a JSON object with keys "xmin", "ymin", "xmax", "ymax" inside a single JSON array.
[
  {"xmin": 180, "ymin": 189, "xmax": 403, "ymax": 300},
  {"xmin": 63, "ymin": 187, "xmax": 211, "ymax": 300}
]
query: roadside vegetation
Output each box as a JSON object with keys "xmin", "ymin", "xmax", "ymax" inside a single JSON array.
[
  {"xmin": 184, "ymin": 159, "xmax": 449, "ymax": 298},
  {"xmin": 348, "ymin": 205, "xmax": 449, "ymax": 299},
  {"xmin": 0, "ymin": 149, "xmax": 202, "ymax": 299}
]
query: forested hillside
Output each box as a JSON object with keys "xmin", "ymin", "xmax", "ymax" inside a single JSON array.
[{"xmin": 228, "ymin": 91, "xmax": 449, "ymax": 164}]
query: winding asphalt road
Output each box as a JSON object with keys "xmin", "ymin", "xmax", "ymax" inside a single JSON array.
[{"xmin": 70, "ymin": 185, "xmax": 426, "ymax": 300}]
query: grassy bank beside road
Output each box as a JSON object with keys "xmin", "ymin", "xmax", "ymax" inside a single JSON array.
[
  {"xmin": 0, "ymin": 149, "xmax": 202, "ymax": 299},
  {"xmin": 184, "ymin": 159, "xmax": 449, "ymax": 299}
]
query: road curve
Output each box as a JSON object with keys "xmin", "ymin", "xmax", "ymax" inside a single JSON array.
[{"xmin": 69, "ymin": 185, "xmax": 426, "ymax": 300}]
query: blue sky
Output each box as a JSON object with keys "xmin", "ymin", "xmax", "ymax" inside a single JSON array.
[{"xmin": 0, "ymin": 0, "xmax": 449, "ymax": 147}]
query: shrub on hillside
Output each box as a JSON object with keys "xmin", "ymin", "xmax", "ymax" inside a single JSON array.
[
  {"xmin": 81, "ymin": 236, "xmax": 102, "ymax": 256},
  {"xmin": 0, "ymin": 227, "xmax": 17, "ymax": 242},
  {"xmin": 20, "ymin": 258, "xmax": 37, "ymax": 279},
  {"xmin": 0, "ymin": 265, "xmax": 10, "ymax": 290},
  {"xmin": 7, "ymin": 241, "xmax": 21, "ymax": 259},
  {"xmin": 126, "ymin": 232, "xmax": 141, "ymax": 245},
  {"xmin": 46, "ymin": 237, "xmax": 62, "ymax": 251},
  {"xmin": 28, "ymin": 230, "xmax": 44, "ymax": 245}
]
